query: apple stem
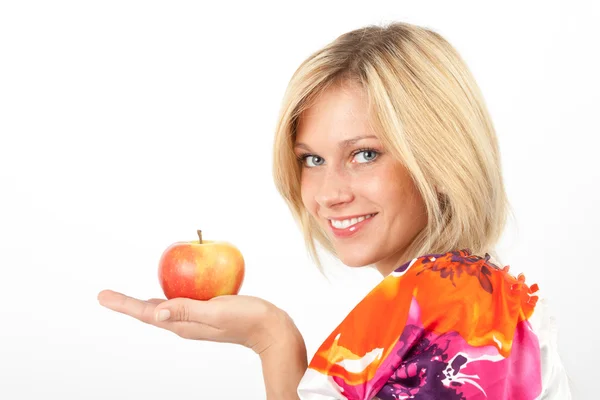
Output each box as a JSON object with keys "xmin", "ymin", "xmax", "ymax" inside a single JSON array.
[{"xmin": 197, "ymin": 229, "xmax": 203, "ymax": 244}]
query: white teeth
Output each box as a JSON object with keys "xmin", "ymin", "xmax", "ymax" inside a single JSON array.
[{"xmin": 330, "ymin": 213, "xmax": 375, "ymax": 229}]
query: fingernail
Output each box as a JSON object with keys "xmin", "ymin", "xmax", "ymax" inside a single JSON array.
[{"xmin": 155, "ymin": 309, "xmax": 171, "ymax": 322}]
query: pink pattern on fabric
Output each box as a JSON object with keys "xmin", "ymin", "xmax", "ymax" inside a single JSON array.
[{"xmin": 372, "ymin": 298, "xmax": 542, "ymax": 400}]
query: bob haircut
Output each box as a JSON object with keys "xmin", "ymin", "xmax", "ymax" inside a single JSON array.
[{"xmin": 272, "ymin": 21, "xmax": 509, "ymax": 270}]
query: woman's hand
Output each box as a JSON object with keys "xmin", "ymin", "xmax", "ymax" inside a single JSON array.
[{"xmin": 97, "ymin": 290, "xmax": 299, "ymax": 355}]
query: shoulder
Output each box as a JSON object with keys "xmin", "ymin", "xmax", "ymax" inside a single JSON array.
[
  {"xmin": 299, "ymin": 249, "xmax": 552, "ymax": 399},
  {"xmin": 399, "ymin": 248, "xmax": 539, "ymax": 301},
  {"xmin": 396, "ymin": 249, "xmax": 540, "ymax": 356}
]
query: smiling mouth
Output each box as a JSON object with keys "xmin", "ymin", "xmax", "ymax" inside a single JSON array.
[{"xmin": 328, "ymin": 213, "xmax": 377, "ymax": 229}]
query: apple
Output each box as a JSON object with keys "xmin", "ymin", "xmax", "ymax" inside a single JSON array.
[{"xmin": 158, "ymin": 230, "xmax": 245, "ymax": 301}]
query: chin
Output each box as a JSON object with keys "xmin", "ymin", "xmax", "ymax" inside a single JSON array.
[{"xmin": 337, "ymin": 250, "xmax": 376, "ymax": 268}]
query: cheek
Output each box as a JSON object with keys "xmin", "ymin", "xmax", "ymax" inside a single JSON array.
[
  {"xmin": 355, "ymin": 169, "xmax": 389, "ymax": 200},
  {"xmin": 359, "ymin": 164, "xmax": 425, "ymax": 217},
  {"xmin": 390, "ymin": 177, "xmax": 427, "ymax": 225},
  {"xmin": 300, "ymin": 174, "xmax": 317, "ymax": 214}
]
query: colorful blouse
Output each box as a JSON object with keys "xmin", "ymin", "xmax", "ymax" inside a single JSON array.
[{"xmin": 297, "ymin": 249, "xmax": 571, "ymax": 399}]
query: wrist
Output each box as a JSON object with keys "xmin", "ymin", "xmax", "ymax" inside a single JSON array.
[
  {"xmin": 258, "ymin": 309, "xmax": 307, "ymax": 400},
  {"xmin": 256, "ymin": 307, "xmax": 306, "ymax": 359},
  {"xmin": 243, "ymin": 302, "xmax": 304, "ymax": 358}
]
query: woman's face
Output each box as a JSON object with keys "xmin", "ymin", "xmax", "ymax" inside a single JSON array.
[{"xmin": 295, "ymin": 82, "xmax": 428, "ymax": 276}]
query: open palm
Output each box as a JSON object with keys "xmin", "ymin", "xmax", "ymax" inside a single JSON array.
[{"xmin": 97, "ymin": 290, "xmax": 292, "ymax": 354}]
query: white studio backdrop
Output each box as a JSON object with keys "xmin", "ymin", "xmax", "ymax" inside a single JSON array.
[{"xmin": 0, "ymin": 1, "xmax": 598, "ymax": 399}]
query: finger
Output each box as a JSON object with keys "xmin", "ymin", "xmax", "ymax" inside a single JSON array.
[
  {"xmin": 98, "ymin": 290, "xmax": 157, "ymax": 325},
  {"xmin": 146, "ymin": 298, "xmax": 166, "ymax": 305},
  {"xmin": 154, "ymin": 297, "xmax": 220, "ymax": 328}
]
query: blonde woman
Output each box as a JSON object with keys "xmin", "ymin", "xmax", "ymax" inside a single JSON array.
[{"xmin": 98, "ymin": 22, "xmax": 571, "ymax": 399}]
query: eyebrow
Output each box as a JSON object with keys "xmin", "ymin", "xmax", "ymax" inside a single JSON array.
[{"xmin": 294, "ymin": 135, "xmax": 379, "ymax": 151}]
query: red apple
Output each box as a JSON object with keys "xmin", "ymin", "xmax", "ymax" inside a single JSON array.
[{"xmin": 158, "ymin": 230, "xmax": 245, "ymax": 300}]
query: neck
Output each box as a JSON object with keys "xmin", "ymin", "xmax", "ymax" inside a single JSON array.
[{"xmin": 374, "ymin": 249, "xmax": 412, "ymax": 276}]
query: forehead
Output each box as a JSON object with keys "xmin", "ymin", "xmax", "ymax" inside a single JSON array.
[{"xmin": 295, "ymin": 82, "xmax": 375, "ymax": 145}]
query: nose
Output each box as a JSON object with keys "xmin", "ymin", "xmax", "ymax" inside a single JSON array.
[{"xmin": 314, "ymin": 167, "xmax": 354, "ymax": 209}]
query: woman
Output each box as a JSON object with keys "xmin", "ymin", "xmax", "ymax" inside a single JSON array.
[{"xmin": 98, "ymin": 22, "xmax": 570, "ymax": 399}]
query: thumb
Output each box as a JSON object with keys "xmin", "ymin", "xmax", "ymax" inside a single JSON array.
[{"xmin": 154, "ymin": 297, "xmax": 213, "ymax": 323}]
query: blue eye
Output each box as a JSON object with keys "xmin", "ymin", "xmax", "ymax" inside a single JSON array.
[
  {"xmin": 297, "ymin": 148, "xmax": 379, "ymax": 168},
  {"xmin": 301, "ymin": 155, "xmax": 324, "ymax": 168},
  {"xmin": 353, "ymin": 149, "xmax": 379, "ymax": 163}
]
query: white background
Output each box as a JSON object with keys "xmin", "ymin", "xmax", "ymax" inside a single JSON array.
[{"xmin": 1, "ymin": 1, "xmax": 598, "ymax": 399}]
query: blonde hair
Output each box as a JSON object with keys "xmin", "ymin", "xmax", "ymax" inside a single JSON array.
[{"xmin": 272, "ymin": 21, "xmax": 509, "ymax": 270}]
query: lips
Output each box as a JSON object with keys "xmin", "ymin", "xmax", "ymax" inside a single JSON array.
[
  {"xmin": 327, "ymin": 213, "xmax": 378, "ymax": 238},
  {"xmin": 328, "ymin": 213, "xmax": 376, "ymax": 229}
]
